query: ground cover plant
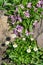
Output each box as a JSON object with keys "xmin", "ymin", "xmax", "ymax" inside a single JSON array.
[{"xmin": 0, "ymin": 0, "xmax": 43, "ymax": 65}]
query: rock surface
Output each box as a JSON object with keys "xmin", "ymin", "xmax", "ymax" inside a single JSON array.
[
  {"xmin": 37, "ymin": 33, "xmax": 43, "ymax": 48},
  {"xmin": 0, "ymin": 10, "xmax": 8, "ymax": 42},
  {"xmin": 33, "ymin": 20, "xmax": 43, "ymax": 49}
]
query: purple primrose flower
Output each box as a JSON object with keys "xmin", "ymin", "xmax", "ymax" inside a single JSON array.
[
  {"xmin": 16, "ymin": 25, "xmax": 23, "ymax": 32},
  {"xmin": 23, "ymin": 10, "xmax": 30, "ymax": 18},
  {"xmin": 27, "ymin": 2, "xmax": 32, "ymax": 8},
  {"xmin": 13, "ymin": 29, "xmax": 18, "ymax": 36}
]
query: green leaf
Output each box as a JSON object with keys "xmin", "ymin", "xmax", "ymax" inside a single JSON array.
[
  {"xmin": 22, "ymin": 0, "xmax": 28, "ymax": 6},
  {"xmin": 0, "ymin": 0, "xmax": 3, "ymax": 6}
]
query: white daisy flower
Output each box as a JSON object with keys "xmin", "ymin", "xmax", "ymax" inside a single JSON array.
[
  {"xmin": 22, "ymin": 38, "xmax": 26, "ymax": 41},
  {"xmin": 13, "ymin": 44, "xmax": 18, "ymax": 48},
  {"xmin": 27, "ymin": 48, "xmax": 31, "ymax": 53},
  {"xmin": 33, "ymin": 47, "xmax": 38, "ymax": 52},
  {"xmin": 30, "ymin": 38, "xmax": 34, "ymax": 41},
  {"xmin": 11, "ymin": 34, "xmax": 16, "ymax": 38},
  {"xmin": 5, "ymin": 41, "xmax": 10, "ymax": 45}
]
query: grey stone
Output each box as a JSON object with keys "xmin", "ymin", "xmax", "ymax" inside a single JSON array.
[{"xmin": 37, "ymin": 33, "xmax": 43, "ymax": 48}]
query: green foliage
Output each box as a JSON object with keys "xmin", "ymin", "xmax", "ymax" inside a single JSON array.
[
  {"xmin": 0, "ymin": 0, "xmax": 3, "ymax": 6},
  {"xmin": 6, "ymin": 38, "xmax": 43, "ymax": 65},
  {"xmin": 22, "ymin": 0, "xmax": 28, "ymax": 6}
]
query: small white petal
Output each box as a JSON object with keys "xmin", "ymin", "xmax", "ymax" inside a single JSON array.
[
  {"xmin": 31, "ymin": 38, "xmax": 34, "ymax": 41},
  {"xmin": 20, "ymin": 4, "xmax": 24, "ymax": 9},
  {"xmin": 13, "ymin": 44, "xmax": 18, "ymax": 48},
  {"xmin": 27, "ymin": 48, "xmax": 31, "ymax": 53},
  {"xmin": 34, "ymin": 20, "xmax": 37, "ymax": 23},
  {"xmin": 22, "ymin": 38, "xmax": 26, "ymax": 41},
  {"xmin": 11, "ymin": 34, "xmax": 16, "ymax": 38},
  {"xmin": 33, "ymin": 47, "xmax": 38, "ymax": 52},
  {"xmin": 5, "ymin": 41, "xmax": 10, "ymax": 45}
]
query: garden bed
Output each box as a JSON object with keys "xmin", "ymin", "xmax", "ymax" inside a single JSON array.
[{"xmin": 0, "ymin": 0, "xmax": 43, "ymax": 65}]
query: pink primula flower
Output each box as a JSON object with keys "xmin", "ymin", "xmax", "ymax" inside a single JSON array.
[
  {"xmin": 16, "ymin": 25, "xmax": 23, "ymax": 33},
  {"xmin": 36, "ymin": 0, "xmax": 43, "ymax": 7},
  {"xmin": 23, "ymin": 10, "xmax": 30, "ymax": 18},
  {"xmin": 17, "ymin": 15, "xmax": 22, "ymax": 22},
  {"xmin": 27, "ymin": 2, "xmax": 32, "ymax": 8}
]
